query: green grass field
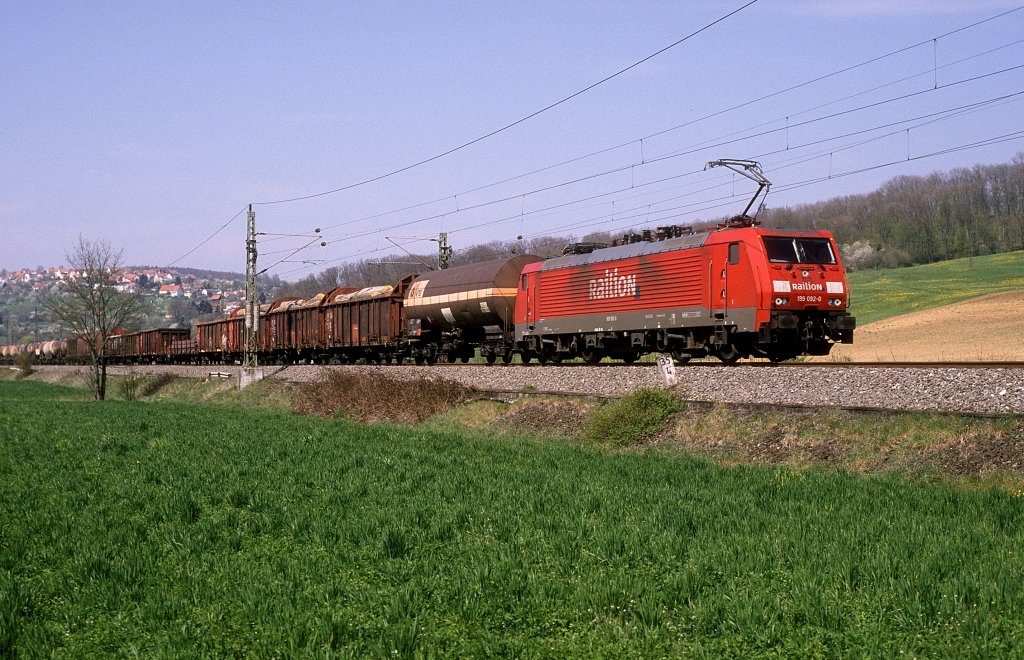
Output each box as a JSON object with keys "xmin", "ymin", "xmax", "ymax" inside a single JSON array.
[
  {"xmin": 847, "ymin": 249, "xmax": 1024, "ymax": 325},
  {"xmin": 2, "ymin": 380, "xmax": 1023, "ymax": 656}
]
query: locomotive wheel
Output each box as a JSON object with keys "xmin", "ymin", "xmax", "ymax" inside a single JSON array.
[
  {"xmin": 414, "ymin": 353, "xmax": 425, "ymax": 365},
  {"xmin": 767, "ymin": 350, "xmax": 797, "ymax": 363},
  {"xmin": 717, "ymin": 344, "xmax": 741, "ymax": 364},
  {"xmin": 501, "ymin": 352, "xmax": 514, "ymax": 364},
  {"xmin": 444, "ymin": 352, "xmax": 457, "ymax": 364},
  {"xmin": 459, "ymin": 353, "xmax": 470, "ymax": 363},
  {"xmin": 520, "ymin": 352, "xmax": 532, "ymax": 365},
  {"xmin": 425, "ymin": 353, "xmax": 438, "ymax": 365},
  {"xmin": 671, "ymin": 351, "xmax": 692, "ymax": 365},
  {"xmin": 485, "ymin": 353, "xmax": 497, "ymax": 364}
]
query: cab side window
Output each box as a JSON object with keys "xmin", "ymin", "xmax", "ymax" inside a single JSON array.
[{"xmin": 728, "ymin": 243, "xmax": 741, "ymax": 265}]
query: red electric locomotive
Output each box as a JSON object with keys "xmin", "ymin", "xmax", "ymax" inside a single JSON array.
[
  {"xmin": 507, "ymin": 159, "xmax": 855, "ymax": 364},
  {"xmin": 513, "ymin": 222, "xmax": 855, "ymax": 364}
]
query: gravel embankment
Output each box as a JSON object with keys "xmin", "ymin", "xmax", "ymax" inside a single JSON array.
[{"xmin": 47, "ymin": 363, "xmax": 1024, "ymax": 415}]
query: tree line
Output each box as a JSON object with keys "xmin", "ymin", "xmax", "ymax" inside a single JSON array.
[{"xmin": 765, "ymin": 153, "xmax": 1024, "ymax": 269}]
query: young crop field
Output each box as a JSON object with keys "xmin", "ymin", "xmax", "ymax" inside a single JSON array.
[
  {"xmin": 847, "ymin": 249, "xmax": 1024, "ymax": 325},
  {"xmin": 2, "ymin": 380, "xmax": 1023, "ymax": 656}
]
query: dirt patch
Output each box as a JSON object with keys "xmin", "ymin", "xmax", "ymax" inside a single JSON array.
[
  {"xmin": 492, "ymin": 399, "xmax": 595, "ymax": 438},
  {"xmin": 667, "ymin": 411, "xmax": 850, "ymax": 465},
  {"xmin": 655, "ymin": 407, "xmax": 1024, "ymax": 482},
  {"xmin": 824, "ymin": 290, "xmax": 1024, "ymax": 362},
  {"xmin": 929, "ymin": 423, "xmax": 1024, "ymax": 476},
  {"xmin": 745, "ymin": 427, "xmax": 849, "ymax": 464},
  {"xmin": 292, "ymin": 369, "xmax": 475, "ymax": 423}
]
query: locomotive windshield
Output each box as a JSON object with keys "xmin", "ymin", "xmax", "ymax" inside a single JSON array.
[{"xmin": 762, "ymin": 237, "xmax": 836, "ymax": 265}]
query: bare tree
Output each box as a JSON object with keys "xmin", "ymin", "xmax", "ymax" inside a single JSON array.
[{"xmin": 42, "ymin": 236, "xmax": 149, "ymax": 400}]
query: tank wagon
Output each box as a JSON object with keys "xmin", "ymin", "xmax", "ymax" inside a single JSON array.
[{"xmin": 403, "ymin": 255, "xmax": 542, "ymax": 364}]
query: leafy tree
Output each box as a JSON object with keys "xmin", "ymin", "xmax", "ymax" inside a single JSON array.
[
  {"xmin": 167, "ymin": 297, "xmax": 198, "ymax": 325},
  {"xmin": 41, "ymin": 236, "xmax": 149, "ymax": 400}
]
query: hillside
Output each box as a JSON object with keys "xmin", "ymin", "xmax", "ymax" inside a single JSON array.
[
  {"xmin": 828, "ymin": 289, "xmax": 1024, "ymax": 362},
  {"xmin": 846, "ymin": 249, "xmax": 1024, "ymax": 325}
]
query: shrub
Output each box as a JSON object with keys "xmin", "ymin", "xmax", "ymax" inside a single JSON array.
[
  {"xmin": 292, "ymin": 369, "xmax": 476, "ymax": 424},
  {"xmin": 118, "ymin": 371, "xmax": 143, "ymax": 401},
  {"xmin": 14, "ymin": 351, "xmax": 34, "ymax": 379},
  {"xmin": 583, "ymin": 388, "xmax": 683, "ymax": 447}
]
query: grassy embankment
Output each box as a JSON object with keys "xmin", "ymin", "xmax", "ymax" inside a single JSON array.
[
  {"xmin": 846, "ymin": 249, "xmax": 1024, "ymax": 325},
  {"xmin": 2, "ymin": 379, "xmax": 1024, "ymax": 656}
]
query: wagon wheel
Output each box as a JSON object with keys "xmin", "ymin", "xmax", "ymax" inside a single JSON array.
[
  {"xmin": 485, "ymin": 353, "xmax": 497, "ymax": 365},
  {"xmin": 414, "ymin": 354, "xmax": 425, "ymax": 365},
  {"xmin": 425, "ymin": 352, "xmax": 438, "ymax": 365},
  {"xmin": 549, "ymin": 353, "xmax": 563, "ymax": 365},
  {"xmin": 520, "ymin": 352, "xmax": 532, "ymax": 365},
  {"xmin": 444, "ymin": 351, "xmax": 457, "ymax": 364},
  {"xmin": 537, "ymin": 353, "xmax": 549, "ymax": 365},
  {"xmin": 501, "ymin": 352, "xmax": 514, "ymax": 365},
  {"xmin": 459, "ymin": 353, "xmax": 471, "ymax": 363},
  {"xmin": 620, "ymin": 352, "xmax": 640, "ymax": 364},
  {"xmin": 580, "ymin": 349, "xmax": 602, "ymax": 364}
]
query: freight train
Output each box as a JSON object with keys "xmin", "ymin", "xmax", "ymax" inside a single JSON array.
[{"xmin": 2, "ymin": 219, "xmax": 855, "ymax": 367}]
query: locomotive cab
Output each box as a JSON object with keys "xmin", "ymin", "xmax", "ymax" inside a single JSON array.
[{"xmin": 753, "ymin": 229, "xmax": 856, "ymax": 360}]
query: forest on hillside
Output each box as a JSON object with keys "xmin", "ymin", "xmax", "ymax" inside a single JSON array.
[
  {"xmin": 274, "ymin": 154, "xmax": 1024, "ymax": 298},
  {"xmin": 764, "ymin": 154, "xmax": 1024, "ymax": 269}
]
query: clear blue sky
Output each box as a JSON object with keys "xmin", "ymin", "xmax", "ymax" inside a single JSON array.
[{"xmin": 3, "ymin": 1, "xmax": 1023, "ymax": 277}]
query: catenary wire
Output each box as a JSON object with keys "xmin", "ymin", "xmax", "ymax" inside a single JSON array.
[
  {"xmin": 251, "ymin": 1, "xmax": 758, "ymax": 206},
  {"xmin": 166, "ymin": 5, "xmax": 1023, "ymax": 271}
]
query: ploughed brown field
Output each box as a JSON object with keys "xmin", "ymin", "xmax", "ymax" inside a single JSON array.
[{"xmin": 824, "ymin": 290, "xmax": 1024, "ymax": 362}]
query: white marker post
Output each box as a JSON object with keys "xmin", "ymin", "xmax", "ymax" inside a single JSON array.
[{"xmin": 656, "ymin": 353, "xmax": 678, "ymax": 388}]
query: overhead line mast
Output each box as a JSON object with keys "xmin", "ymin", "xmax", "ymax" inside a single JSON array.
[{"xmin": 243, "ymin": 204, "xmax": 260, "ymax": 374}]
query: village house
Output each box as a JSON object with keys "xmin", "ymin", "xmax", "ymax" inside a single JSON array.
[{"xmin": 157, "ymin": 284, "xmax": 181, "ymax": 297}]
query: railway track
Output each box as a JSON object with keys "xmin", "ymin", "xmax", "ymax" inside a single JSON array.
[
  {"xmin": 685, "ymin": 360, "xmax": 1024, "ymax": 369},
  {"xmin": 26, "ymin": 361, "xmax": 1024, "ymax": 416},
  {"xmin": 395, "ymin": 359, "xmax": 1024, "ymax": 369}
]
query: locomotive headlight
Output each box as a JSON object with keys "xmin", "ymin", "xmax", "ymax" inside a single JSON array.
[
  {"xmin": 775, "ymin": 297, "xmax": 789, "ymax": 306},
  {"xmin": 828, "ymin": 298, "xmax": 843, "ymax": 307}
]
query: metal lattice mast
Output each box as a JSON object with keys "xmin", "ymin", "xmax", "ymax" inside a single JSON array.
[
  {"xmin": 437, "ymin": 232, "xmax": 452, "ymax": 270},
  {"xmin": 243, "ymin": 204, "xmax": 259, "ymax": 370}
]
